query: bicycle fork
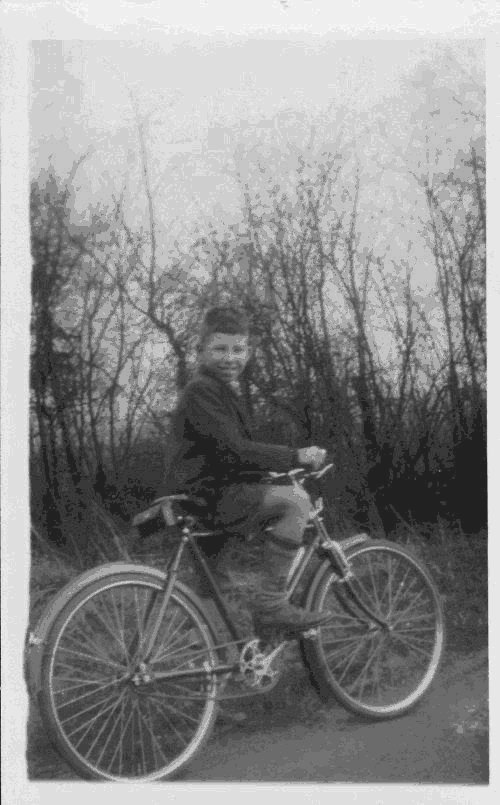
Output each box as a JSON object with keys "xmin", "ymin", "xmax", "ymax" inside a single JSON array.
[{"xmin": 312, "ymin": 515, "xmax": 390, "ymax": 631}]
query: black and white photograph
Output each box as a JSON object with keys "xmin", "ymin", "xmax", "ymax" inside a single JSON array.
[{"xmin": 1, "ymin": 1, "xmax": 496, "ymax": 802}]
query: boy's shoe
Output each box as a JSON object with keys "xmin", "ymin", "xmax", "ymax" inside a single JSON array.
[{"xmin": 253, "ymin": 599, "xmax": 333, "ymax": 638}]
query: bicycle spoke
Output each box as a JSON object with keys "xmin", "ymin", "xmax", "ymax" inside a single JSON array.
[
  {"xmin": 150, "ymin": 611, "xmax": 192, "ymax": 664},
  {"xmin": 389, "ymin": 630, "xmax": 436, "ymax": 659},
  {"xmin": 88, "ymin": 587, "xmax": 127, "ymax": 656},
  {"xmin": 384, "ymin": 554, "xmax": 394, "ymax": 614},
  {"xmin": 152, "ymin": 607, "xmax": 184, "ymax": 651},
  {"xmin": 84, "ymin": 599, "xmax": 130, "ymax": 658},
  {"xmin": 92, "ymin": 691, "xmax": 130, "ymax": 768},
  {"xmin": 386, "ymin": 565, "xmax": 420, "ymax": 614},
  {"xmin": 392, "ymin": 607, "xmax": 436, "ymax": 625},
  {"xmin": 365, "ymin": 555, "xmax": 384, "ymax": 613},
  {"xmin": 51, "ymin": 657, "xmax": 117, "ymax": 682},
  {"xmin": 58, "ymin": 683, "xmax": 115, "ymax": 725},
  {"xmin": 327, "ymin": 634, "xmax": 368, "ymax": 679},
  {"xmin": 391, "ymin": 591, "xmax": 429, "ymax": 626},
  {"xmin": 373, "ymin": 640, "xmax": 385, "ymax": 702},
  {"xmin": 136, "ymin": 698, "xmax": 170, "ymax": 770},
  {"xmin": 144, "ymin": 692, "xmax": 192, "ymax": 748},
  {"xmin": 54, "ymin": 677, "xmax": 122, "ymax": 706},
  {"xmin": 139, "ymin": 681, "xmax": 207, "ymax": 727},
  {"xmin": 321, "ymin": 609, "xmax": 369, "ymax": 632},
  {"xmin": 395, "ymin": 625, "xmax": 436, "ymax": 638},
  {"xmin": 144, "ymin": 698, "xmax": 165, "ymax": 771},
  {"xmin": 106, "ymin": 693, "xmax": 129, "ymax": 775},
  {"xmin": 133, "ymin": 587, "xmax": 146, "ymax": 650},
  {"xmin": 51, "ymin": 671, "xmax": 111, "ymax": 689},
  {"xmin": 61, "ymin": 686, "xmax": 124, "ymax": 738},
  {"xmin": 135, "ymin": 698, "xmax": 148, "ymax": 775},
  {"xmin": 151, "ymin": 635, "xmax": 209, "ymax": 668},
  {"xmin": 102, "ymin": 587, "xmax": 130, "ymax": 658},
  {"xmin": 356, "ymin": 637, "xmax": 382, "ymax": 700},
  {"xmin": 350, "ymin": 555, "xmax": 386, "ymax": 609},
  {"xmin": 59, "ymin": 620, "xmax": 127, "ymax": 668},
  {"xmin": 343, "ymin": 635, "xmax": 378, "ymax": 698},
  {"xmin": 124, "ymin": 698, "xmax": 141, "ymax": 775},
  {"xmin": 323, "ymin": 631, "xmax": 370, "ymax": 660},
  {"xmin": 56, "ymin": 638, "xmax": 125, "ymax": 672}
]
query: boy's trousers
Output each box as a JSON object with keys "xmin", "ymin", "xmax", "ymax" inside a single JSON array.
[{"xmin": 204, "ymin": 482, "xmax": 312, "ymax": 608}]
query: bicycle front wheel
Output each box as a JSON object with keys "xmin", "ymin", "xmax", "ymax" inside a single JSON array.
[
  {"xmin": 38, "ymin": 571, "xmax": 219, "ymax": 781},
  {"xmin": 301, "ymin": 540, "xmax": 444, "ymax": 718}
]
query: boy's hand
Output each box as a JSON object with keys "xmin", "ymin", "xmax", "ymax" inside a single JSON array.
[{"xmin": 297, "ymin": 446, "xmax": 327, "ymax": 471}]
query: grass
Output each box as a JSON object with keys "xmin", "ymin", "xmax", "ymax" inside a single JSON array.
[
  {"xmin": 390, "ymin": 519, "xmax": 488, "ymax": 654},
  {"xmin": 28, "ymin": 551, "xmax": 78, "ymax": 632}
]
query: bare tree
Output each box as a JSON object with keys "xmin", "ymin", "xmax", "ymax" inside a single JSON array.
[{"xmin": 30, "ymin": 161, "xmax": 93, "ymax": 552}]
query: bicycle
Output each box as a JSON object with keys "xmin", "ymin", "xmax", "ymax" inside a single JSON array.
[{"xmin": 26, "ymin": 464, "xmax": 444, "ymax": 782}]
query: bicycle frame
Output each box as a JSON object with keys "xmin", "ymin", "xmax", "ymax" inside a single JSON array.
[{"xmin": 140, "ymin": 484, "xmax": 374, "ymax": 670}]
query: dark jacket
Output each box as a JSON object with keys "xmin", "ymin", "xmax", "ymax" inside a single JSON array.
[{"xmin": 163, "ymin": 366, "xmax": 297, "ymax": 500}]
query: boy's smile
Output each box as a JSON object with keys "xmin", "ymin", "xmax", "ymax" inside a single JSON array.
[{"xmin": 200, "ymin": 332, "xmax": 250, "ymax": 384}]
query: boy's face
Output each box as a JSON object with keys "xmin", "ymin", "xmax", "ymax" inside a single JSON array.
[{"xmin": 200, "ymin": 332, "xmax": 250, "ymax": 383}]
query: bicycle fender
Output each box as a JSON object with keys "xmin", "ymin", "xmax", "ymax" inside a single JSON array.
[
  {"xmin": 25, "ymin": 562, "xmax": 197, "ymax": 700},
  {"xmin": 301, "ymin": 533, "xmax": 371, "ymax": 610}
]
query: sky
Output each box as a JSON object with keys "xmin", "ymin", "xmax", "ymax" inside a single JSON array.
[
  {"xmin": 3, "ymin": 0, "xmax": 497, "ymax": 38},
  {"xmin": 32, "ymin": 36, "xmax": 484, "ymax": 156},
  {"xmin": 28, "ymin": 34, "xmax": 485, "ymax": 313},
  {"xmin": 30, "ymin": 37, "xmax": 484, "ymax": 202}
]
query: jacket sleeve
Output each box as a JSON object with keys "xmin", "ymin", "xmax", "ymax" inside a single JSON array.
[{"xmin": 186, "ymin": 381, "xmax": 298, "ymax": 473}]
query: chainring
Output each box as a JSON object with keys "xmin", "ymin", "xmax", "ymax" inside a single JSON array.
[{"xmin": 238, "ymin": 638, "xmax": 285, "ymax": 691}]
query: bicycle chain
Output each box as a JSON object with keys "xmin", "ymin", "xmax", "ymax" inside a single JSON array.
[{"xmin": 130, "ymin": 638, "xmax": 287, "ymax": 700}]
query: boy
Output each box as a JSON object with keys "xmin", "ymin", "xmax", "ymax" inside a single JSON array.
[{"xmin": 163, "ymin": 306, "xmax": 332, "ymax": 634}]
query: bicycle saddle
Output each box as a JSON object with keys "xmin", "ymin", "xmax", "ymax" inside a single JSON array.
[{"xmin": 132, "ymin": 494, "xmax": 214, "ymax": 537}]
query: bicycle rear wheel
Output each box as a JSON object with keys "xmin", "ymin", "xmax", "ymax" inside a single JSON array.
[
  {"xmin": 38, "ymin": 571, "xmax": 219, "ymax": 781},
  {"xmin": 301, "ymin": 540, "xmax": 444, "ymax": 718}
]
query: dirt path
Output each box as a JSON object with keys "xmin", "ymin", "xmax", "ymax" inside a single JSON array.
[
  {"xmin": 27, "ymin": 647, "xmax": 488, "ymax": 784},
  {"xmin": 184, "ymin": 649, "xmax": 489, "ymax": 783}
]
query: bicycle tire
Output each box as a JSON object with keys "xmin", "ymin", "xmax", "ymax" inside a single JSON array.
[
  {"xmin": 38, "ymin": 570, "xmax": 220, "ymax": 781},
  {"xmin": 300, "ymin": 540, "xmax": 445, "ymax": 718}
]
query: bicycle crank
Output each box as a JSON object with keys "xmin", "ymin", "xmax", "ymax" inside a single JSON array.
[{"xmin": 238, "ymin": 638, "xmax": 286, "ymax": 691}]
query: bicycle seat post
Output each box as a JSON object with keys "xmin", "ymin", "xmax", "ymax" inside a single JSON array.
[{"xmin": 186, "ymin": 534, "xmax": 246, "ymax": 644}]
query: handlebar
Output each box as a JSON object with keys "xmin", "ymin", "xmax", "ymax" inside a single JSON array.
[{"xmin": 268, "ymin": 463, "xmax": 334, "ymax": 483}]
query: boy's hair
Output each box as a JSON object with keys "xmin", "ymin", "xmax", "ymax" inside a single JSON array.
[{"xmin": 199, "ymin": 305, "xmax": 250, "ymax": 346}]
